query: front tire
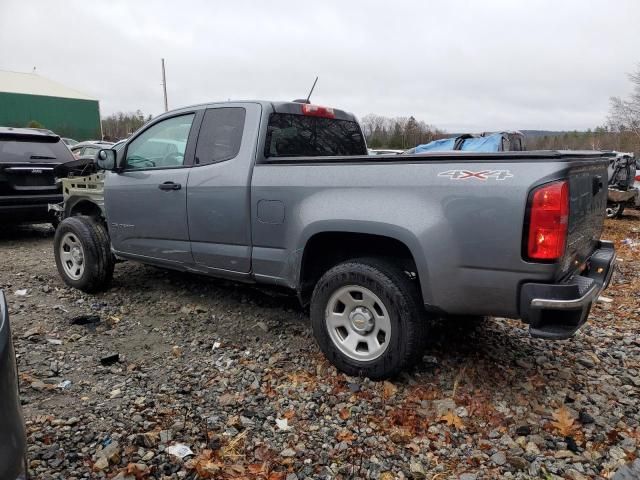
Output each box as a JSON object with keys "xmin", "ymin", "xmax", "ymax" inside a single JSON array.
[
  {"xmin": 310, "ymin": 258, "xmax": 428, "ymax": 379},
  {"xmin": 54, "ymin": 216, "xmax": 114, "ymax": 293}
]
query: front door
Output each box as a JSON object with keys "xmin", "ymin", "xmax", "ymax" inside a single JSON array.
[{"xmin": 105, "ymin": 112, "xmax": 197, "ymax": 265}]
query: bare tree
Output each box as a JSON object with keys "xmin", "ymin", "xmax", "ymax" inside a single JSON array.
[
  {"xmin": 608, "ymin": 64, "xmax": 640, "ymax": 142},
  {"xmin": 361, "ymin": 113, "xmax": 447, "ymax": 149},
  {"xmin": 101, "ymin": 111, "xmax": 151, "ymax": 141}
]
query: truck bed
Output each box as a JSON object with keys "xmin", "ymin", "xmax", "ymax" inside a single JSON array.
[{"xmin": 251, "ymin": 151, "xmax": 609, "ymax": 318}]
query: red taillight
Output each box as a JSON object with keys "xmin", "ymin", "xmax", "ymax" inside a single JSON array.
[
  {"xmin": 635, "ymin": 175, "xmax": 640, "ymax": 182},
  {"xmin": 527, "ymin": 180, "xmax": 569, "ymax": 261},
  {"xmin": 301, "ymin": 104, "xmax": 335, "ymax": 119}
]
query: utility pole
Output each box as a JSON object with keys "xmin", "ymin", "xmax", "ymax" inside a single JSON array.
[{"xmin": 161, "ymin": 58, "xmax": 168, "ymax": 112}]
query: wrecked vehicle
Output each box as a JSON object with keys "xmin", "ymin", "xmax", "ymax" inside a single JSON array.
[
  {"xmin": 52, "ymin": 100, "xmax": 615, "ymax": 378},
  {"xmin": 0, "ymin": 290, "xmax": 28, "ymax": 480},
  {"xmin": 405, "ymin": 131, "xmax": 526, "ymax": 153},
  {"xmin": 606, "ymin": 151, "xmax": 638, "ymax": 218}
]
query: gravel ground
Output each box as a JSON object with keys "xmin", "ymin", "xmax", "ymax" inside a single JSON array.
[{"xmin": 1, "ymin": 212, "xmax": 639, "ymax": 480}]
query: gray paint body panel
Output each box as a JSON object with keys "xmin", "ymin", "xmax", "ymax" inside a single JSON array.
[
  {"xmin": 250, "ymin": 161, "xmax": 574, "ymax": 316},
  {"xmin": 97, "ymin": 100, "xmax": 608, "ymax": 320},
  {"xmin": 106, "ymin": 168, "xmax": 192, "ymax": 263}
]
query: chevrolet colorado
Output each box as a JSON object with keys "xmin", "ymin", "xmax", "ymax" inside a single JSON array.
[{"xmin": 53, "ymin": 100, "xmax": 615, "ymax": 378}]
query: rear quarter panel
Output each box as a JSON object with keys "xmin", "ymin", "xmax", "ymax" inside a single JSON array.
[{"xmin": 251, "ymin": 157, "xmax": 608, "ymax": 317}]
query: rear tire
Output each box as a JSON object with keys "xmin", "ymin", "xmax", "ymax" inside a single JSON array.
[
  {"xmin": 54, "ymin": 216, "xmax": 114, "ymax": 293},
  {"xmin": 606, "ymin": 202, "xmax": 625, "ymax": 218},
  {"xmin": 310, "ymin": 257, "xmax": 428, "ymax": 379}
]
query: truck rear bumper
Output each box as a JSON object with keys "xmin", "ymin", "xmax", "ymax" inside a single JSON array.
[
  {"xmin": 519, "ymin": 241, "xmax": 616, "ymax": 340},
  {"xmin": 608, "ymin": 187, "xmax": 639, "ymax": 205}
]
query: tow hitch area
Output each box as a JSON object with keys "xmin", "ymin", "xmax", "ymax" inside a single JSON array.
[{"xmin": 520, "ymin": 241, "xmax": 616, "ymax": 340}]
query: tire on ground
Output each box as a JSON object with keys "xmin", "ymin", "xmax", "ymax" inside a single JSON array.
[
  {"xmin": 54, "ymin": 216, "xmax": 114, "ymax": 293},
  {"xmin": 606, "ymin": 202, "xmax": 625, "ymax": 219},
  {"xmin": 310, "ymin": 257, "xmax": 428, "ymax": 379}
]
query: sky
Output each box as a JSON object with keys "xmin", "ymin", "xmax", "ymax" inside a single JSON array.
[{"xmin": 1, "ymin": 0, "xmax": 639, "ymax": 132}]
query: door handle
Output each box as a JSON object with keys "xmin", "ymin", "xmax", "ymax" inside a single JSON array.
[{"xmin": 158, "ymin": 181, "xmax": 181, "ymax": 191}]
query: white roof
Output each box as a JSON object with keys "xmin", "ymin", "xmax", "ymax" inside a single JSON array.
[{"xmin": 0, "ymin": 70, "xmax": 96, "ymax": 101}]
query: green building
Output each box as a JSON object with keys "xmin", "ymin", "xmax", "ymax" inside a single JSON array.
[{"xmin": 0, "ymin": 70, "xmax": 101, "ymax": 141}]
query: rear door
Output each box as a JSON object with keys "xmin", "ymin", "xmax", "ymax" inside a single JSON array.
[
  {"xmin": 105, "ymin": 112, "xmax": 199, "ymax": 265},
  {"xmin": 186, "ymin": 103, "xmax": 261, "ymax": 274}
]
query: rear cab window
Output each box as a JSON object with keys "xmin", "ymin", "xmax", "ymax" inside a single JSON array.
[{"xmin": 265, "ymin": 113, "xmax": 367, "ymax": 157}]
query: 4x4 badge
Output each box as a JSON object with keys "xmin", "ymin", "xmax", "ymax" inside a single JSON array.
[{"xmin": 438, "ymin": 169, "xmax": 514, "ymax": 181}]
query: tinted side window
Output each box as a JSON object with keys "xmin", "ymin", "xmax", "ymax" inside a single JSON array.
[
  {"xmin": 265, "ymin": 113, "xmax": 367, "ymax": 157},
  {"xmin": 195, "ymin": 108, "xmax": 246, "ymax": 165},
  {"xmin": 125, "ymin": 114, "xmax": 195, "ymax": 170}
]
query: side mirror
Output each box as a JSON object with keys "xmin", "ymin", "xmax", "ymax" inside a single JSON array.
[{"xmin": 96, "ymin": 149, "xmax": 117, "ymax": 171}]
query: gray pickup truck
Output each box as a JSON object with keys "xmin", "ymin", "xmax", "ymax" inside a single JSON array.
[{"xmin": 53, "ymin": 100, "xmax": 616, "ymax": 378}]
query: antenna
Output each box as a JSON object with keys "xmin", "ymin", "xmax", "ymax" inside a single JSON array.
[
  {"xmin": 306, "ymin": 76, "xmax": 318, "ymax": 103},
  {"xmin": 293, "ymin": 76, "xmax": 319, "ymax": 104}
]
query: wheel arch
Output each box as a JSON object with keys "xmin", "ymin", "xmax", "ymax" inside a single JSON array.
[
  {"xmin": 64, "ymin": 197, "xmax": 104, "ymax": 221},
  {"xmin": 295, "ymin": 221, "xmax": 431, "ymax": 306}
]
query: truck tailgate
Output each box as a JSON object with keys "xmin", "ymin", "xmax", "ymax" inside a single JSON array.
[{"xmin": 560, "ymin": 160, "xmax": 608, "ymax": 278}]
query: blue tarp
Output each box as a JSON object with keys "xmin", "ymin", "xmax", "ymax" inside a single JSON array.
[
  {"xmin": 413, "ymin": 137, "xmax": 457, "ymax": 153},
  {"xmin": 413, "ymin": 132, "xmax": 504, "ymax": 153},
  {"xmin": 459, "ymin": 133, "xmax": 502, "ymax": 152}
]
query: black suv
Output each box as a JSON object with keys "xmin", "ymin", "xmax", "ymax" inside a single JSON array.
[{"xmin": 0, "ymin": 127, "xmax": 74, "ymax": 227}]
